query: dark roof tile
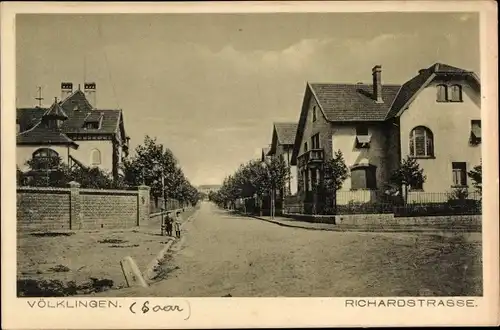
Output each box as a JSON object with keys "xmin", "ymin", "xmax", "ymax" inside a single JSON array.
[
  {"xmin": 17, "ymin": 89, "xmax": 122, "ymax": 140},
  {"xmin": 310, "ymin": 83, "xmax": 402, "ymax": 122},
  {"xmin": 274, "ymin": 122, "xmax": 298, "ymax": 145},
  {"xmin": 17, "ymin": 122, "xmax": 77, "ymax": 146},
  {"xmin": 44, "ymin": 100, "xmax": 68, "ymax": 119}
]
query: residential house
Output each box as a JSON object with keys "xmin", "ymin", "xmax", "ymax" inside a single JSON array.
[
  {"xmin": 198, "ymin": 184, "xmax": 221, "ymax": 195},
  {"xmin": 17, "ymin": 82, "xmax": 130, "ymax": 180},
  {"xmin": 291, "ymin": 63, "xmax": 481, "ymax": 205},
  {"xmin": 267, "ymin": 122, "xmax": 298, "ymax": 196},
  {"xmin": 261, "ymin": 146, "xmax": 271, "ymax": 162}
]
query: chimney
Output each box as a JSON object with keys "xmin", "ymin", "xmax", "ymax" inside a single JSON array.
[
  {"xmin": 84, "ymin": 82, "xmax": 96, "ymax": 108},
  {"xmin": 372, "ymin": 65, "xmax": 383, "ymax": 103},
  {"xmin": 61, "ymin": 82, "xmax": 73, "ymax": 101}
]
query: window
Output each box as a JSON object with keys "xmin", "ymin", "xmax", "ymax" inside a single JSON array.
[
  {"xmin": 409, "ymin": 126, "xmax": 434, "ymax": 157},
  {"xmin": 90, "ymin": 149, "xmax": 101, "ymax": 166},
  {"xmin": 31, "ymin": 148, "xmax": 59, "ymax": 170},
  {"xmin": 16, "ymin": 123, "xmax": 20, "ymax": 134},
  {"xmin": 470, "ymin": 120, "xmax": 481, "ymax": 145},
  {"xmin": 84, "ymin": 122, "xmax": 99, "ymax": 129},
  {"xmin": 437, "ymin": 84, "xmax": 463, "ymax": 103},
  {"xmin": 311, "ymin": 133, "xmax": 320, "ymax": 149},
  {"xmin": 449, "ymin": 85, "xmax": 463, "ymax": 102},
  {"xmin": 355, "ymin": 125, "xmax": 371, "ymax": 148},
  {"xmin": 356, "ymin": 125, "xmax": 369, "ymax": 136},
  {"xmin": 437, "ymin": 84, "xmax": 448, "ymax": 102},
  {"xmin": 350, "ymin": 164, "xmax": 377, "ymax": 190},
  {"xmin": 312, "ymin": 106, "xmax": 317, "ymax": 122},
  {"xmin": 304, "ymin": 142, "xmax": 308, "ymax": 152},
  {"xmin": 452, "ymin": 162, "xmax": 467, "ymax": 186},
  {"xmin": 411, "ymin": 181, "xmax": 424, "ymax": 191},
  {"xmin": 46, "ymin": 119, "xmax": 62, "ymax": 129}
]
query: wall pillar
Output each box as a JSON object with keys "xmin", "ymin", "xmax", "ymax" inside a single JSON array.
[
  {"xmin": 68, "ymin": 181, "xmax": 81, "ymax": 230},
  {"xmin": 137, "ymin": 185, "xmax": 151, "ymax": 226}
]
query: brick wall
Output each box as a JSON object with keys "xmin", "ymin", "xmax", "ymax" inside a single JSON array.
[
  {"xmin": 17, "ymin": 187, "xmax": 71, "ymax": 231},
  {"xmin": 80, "ymin": 190, "xmax": 138, "ymax": 230},
  {"xmin": 17, "ymin": 183, "xmax": 150, "ymax": 232}
]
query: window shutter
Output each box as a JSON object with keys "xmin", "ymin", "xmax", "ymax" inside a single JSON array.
[
  {"xmin": 366, "ymin": 166, "xmax": 377, "ymax": 189},
  {"xmin": 450, "ymin": 85, "xmax": 462, "ymax": 102},
  {"xmin": 351, "ymin": 168, "xmax": 367, "ymax": 189},
  {"xmin": 437, "ymin": 85, "xmax": 447, "ymax": 102}
]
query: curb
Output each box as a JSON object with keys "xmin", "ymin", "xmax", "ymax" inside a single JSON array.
[
  {"xmin": 143, "ymin": 238, "xmax": 175, "ymax": 282},
  {"xmin": 142, "ymin": 206, "xmax": 199, "ymax": 282},
  {"xmin": 250, "ymin": 215, "xmax": 481, "ymax": 234}
]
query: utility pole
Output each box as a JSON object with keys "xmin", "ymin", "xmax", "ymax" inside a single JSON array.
[{"xmin": 35, "ymin": 86, "xmax": 44, "ymax": 107}]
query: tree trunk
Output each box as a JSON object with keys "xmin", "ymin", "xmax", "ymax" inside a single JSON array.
[{"xmin": 333, "ymin": 188, "xmax": 337, "ymax": 215}]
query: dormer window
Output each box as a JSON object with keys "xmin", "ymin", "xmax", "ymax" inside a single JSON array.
[
  {"xmin": 46, "ymin": 119, "xmax": 62, "ymax": 129},
  {"xmin": 355, "ymin": 125, "xmax": 371, "ymax": 148},
  {"xmin": 470, "ymin": 120, "xmax": 481, "ymax": 145},
  {"xmin": 84, "ymin": 121, "xmax": 100, "ymax": 129},
  {"xmin": 83, "ymin": 112, "xmax": 103, "ymax": 130}
]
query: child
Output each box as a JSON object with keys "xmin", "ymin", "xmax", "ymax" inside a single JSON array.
[
  {"xmin": 174, "ymin": 211, "xmax": 182, "ymax": 239},
  {"xmin": 165, "ymin": 211, "xmax": 173, "ymax": 236}
]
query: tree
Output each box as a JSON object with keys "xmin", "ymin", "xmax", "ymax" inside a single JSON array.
[
  {"xmin": 390, "ymin": 156, "xmax": 426, "ymax": 203},
  {"xmin": 211, "ymin": 156, "xmax": 290, "ymax": 215},
  {"xmin": 321, "ymin": 150, "xmax": 349, "ymax": 213},
  {"xmin": 468, "ymin": 161, "xmax": 482, "ymax": 194},
  {"xmin": 66, "ymin": 167, "xmax": 120, "ymax": 189},
  {"xmin": 23, "ymin": 154, "xmax": 71, "ymax": 187},
  {"xmin": 123, "ymin": 135, "xmax": 200, "ymax": 206}
]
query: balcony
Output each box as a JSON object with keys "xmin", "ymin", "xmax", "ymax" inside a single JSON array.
[{"xmin": 297, "ymin": 149, "xmax": 324, "ymax": 167}]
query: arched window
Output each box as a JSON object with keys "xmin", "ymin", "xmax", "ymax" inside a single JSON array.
[
  {"xmin": 449, "ymin": 84, "xmax": 463, "ymax": 102},
  {"xmin": 312, "ymin": 105, "xmax": 317, "ymax": 122},
  {"xmin": 350, "ymin": 164, "xmax": 377, "ymax": 190},
  {"xmin": 31, "ymin": 148, "xmax": 59, "ymax": 170},
  {"xmin": 409, "ymin": 126, "xmax": 434, "ymax": 158},
  {"xmin": 436, "ymin": 84, "xmax": 448, "ymax": 102},
  {"xmin": 90, "ymin": 149, "xmax": 101, "ymax": 166}
]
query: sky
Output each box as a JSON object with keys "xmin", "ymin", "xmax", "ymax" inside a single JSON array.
[{"xmin": 16, "ymin": 12, "xmax": 480, "ymax": 186}]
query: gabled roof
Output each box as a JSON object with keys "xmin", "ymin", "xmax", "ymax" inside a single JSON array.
[
  {"xmin": 268, "ymin": 122, "xmax": 298, "ymax": 155},
  {"xmin": 17, "ymin": 88, "xmax": 124, "ymax": 142},
  {"xmin": 274, "ymin": 122, "xmax": 298, "ymax": 145},
  {"xmin": 310, "ymin": 83, "xmax": 401, "ymax": 121},
  {"xmin": 60, "ymin": 89, "xmax": 93, "ymax": 114},
  {"xmin": 291, "ymin": 62, "xmax": 480, "ymax": 165},
  {"xmin": 386, "ymin": 62, "xmax": 481, "ymax": 118}
]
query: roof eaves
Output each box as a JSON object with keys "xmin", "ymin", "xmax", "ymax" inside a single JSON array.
[
  {"xmin": 308, "ymin": 82, "xmax": 333, "ymax": 122},
  {"xmin": 291, "ymin": 83, "xmax": 313, "ymax": 165},
  {"xmin": 394, "ymin": 72, "xmax": 437, "ymax": 118},
  {"xmin": 385, "ymin": 85, "xmax": 403, "ymax": 120}
]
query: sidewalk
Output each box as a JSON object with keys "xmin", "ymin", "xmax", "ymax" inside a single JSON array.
[{"xmin": 251, "ymin": 214, "xmax": 482, "ymax": 236}]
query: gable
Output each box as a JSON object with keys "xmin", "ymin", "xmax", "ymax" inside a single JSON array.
[{"xmin": 389, "ymin": 63, "xmax": 481, "ymax": 118}]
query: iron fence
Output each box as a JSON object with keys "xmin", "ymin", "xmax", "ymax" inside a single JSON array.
[
  {"xmin": 282, "ymin": 190, "xmax": 482, "ymax": 217},
  {"xmin": 150, "ymin": 197, "xmax": 183, "ymax": 214}
]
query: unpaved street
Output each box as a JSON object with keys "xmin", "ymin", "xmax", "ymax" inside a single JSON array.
[{"xmin": 105, "ymin": 202, "xmax": 482, "ymax": 297}]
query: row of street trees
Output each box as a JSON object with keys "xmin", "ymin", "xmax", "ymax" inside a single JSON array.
[
  {"xmin": 17, "ymin": 135, "xmax": 201, "ymax": 207},
  {"xmin": 208, "ymin": 155, "xmax": 289, "ymax": 215},
  {"xmin": 210, "ymin": 149, "xmax": 482, "ymax": 215}
]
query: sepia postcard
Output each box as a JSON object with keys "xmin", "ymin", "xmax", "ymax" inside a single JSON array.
[{"xmin": 1, "ymin": 1, "xmax": 499, "ymax": 328}]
